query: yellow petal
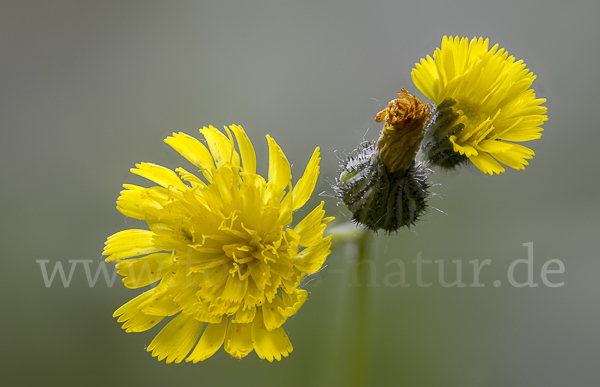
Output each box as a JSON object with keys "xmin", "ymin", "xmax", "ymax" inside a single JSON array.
[
  {"xmin": 469, "ymin": 152, "xmax": 505, "ymax": 175},
  {"xmin": 292, "ymin": 147, "xmax": 320, "ymax": 211},
  {"xmin": 230, "ymin": 125, "xmax": 256, "ymax": 174},
  {"xmin": 103, "ymin": 229, "xmax": 158, "ymax": 262},
  {"xmin": 262, "ymin": 297, "xmax": 287, "ymax": 331},
  {"xmin": 139, "ymin": 289, "xmax": 180, "ymax": 317},
  {"xmin": 131, "ymin": 162, "xmax": 187, "ymax": 191},
  {"xmin": 278, "ymin": 289, "xmax": 307, "ymax": 318},
  {"xmin": 192, "ymin": 301, "xmax": 222, "ymax": 324},
  {"xmin": 173, "ymin": 286, "xmax": 201, "ymax": 315},
  {"xmin": 147, "ymin": 313, "xmax": 204, "ymax": 364},
  {"xmin": 164, "ymin": 132, "xmax": 214, "ymax": 181},
  {"xmin": 200, "ymin": 125, "xmax": 240, "ymax": 168},
  {"xmin": 175, "ymin": 167, "xmax": 207, "ymax": 187},
  {"xmin": 506, "ymin": 143, "xmax": 535, "ymax": 158},
  {"xmin": 114, "ymin": 289, "xmax": 165, "ymax": 332},
  {"xmin": 476, "ymin": 139, "xmax": 514, "ymax": 154},
  {"xmin": 221, "ymin": 275, "xmax": 248, "ymax": 303},
  {"xmin": 294, "ymin": 235, "xmax": 332, "ymax": 274},
  {"xmin": 411, "ymin": 56, "xmax": 440, "ymax": 101},
  {"xmin": 248, "ymin": 259, "xmax": 271, "ymax": 291},
  {"xmin": 239, "ymin": 173, "xmax": 265, "ymax": 230},
  {"xmin": 223, "ymin": 125, "xmax": 241, "ymax": 167},
  {"xmin": 262, "ymin": 288, "xmax": 308, "ymax": 331},
  {"xmin": 277, "ymin": 186, "xmax": 294, "ymax": 226},
  {"xmin": 449, "ymin": 136, "xmax": 478, "ymax": 157},
  {"xmin": 121, "ymin": 311, "xmax": 164, "ymax": 334},
  {"xmin": 492, "ymin": 143, "xmax": 534, "ymax": 170},
  {"xmin": 200, "ymin": 262, "xmax": 230, "ymax": 289},
  {"xmin": 186, "ymin": 318, "xmax": 228, "ymax": 363},
  {"xmin": 251, "ymin": 309, "xmax": 293, "ymax": 362},
  {"xmin": 293, "ymin": 202, "xmax": 328, "ymax": 247},
  {"xmin": 116, "ymin": 184, "xmax": 161, "ymax": 220},
  {"xmin": 116, "ymin": 252, "xmax": 175, "ymax": 289},
  {"xmin": 232, "ymin": 306, "xmax": 257, "ymax": 324},
  {"xmin": 266, "ymin": 135, "xmax": 291, "ymax": 194},
  {"xmin": 492, "ymin": 152, "xmax": 527, "ymax": 171},
  {"xmin": 499, "ymin": 126, "xmax": 544, "ymax": 142},
  {"xmin": 224, "ymin": 322, "xmax": 253, "ymax": 359}
]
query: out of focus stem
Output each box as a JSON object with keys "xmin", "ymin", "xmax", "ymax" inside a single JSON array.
[{"xmin": 350, "ymin": 230, "xmax": 373, "ymax": 387}]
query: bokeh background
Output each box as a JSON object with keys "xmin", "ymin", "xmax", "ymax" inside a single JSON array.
[{"xmin": 2, "ymin": 0, "xmax": 599, "ymax": 386}]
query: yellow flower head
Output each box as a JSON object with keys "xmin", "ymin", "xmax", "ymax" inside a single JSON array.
[
  {"xmin": 103, "ymin": 125, "xmax": 333, "ymax": 363},
  {"xmin": 411, "ymin": 36, "xmax": 548, "ymax": 175},
  {"xmin": 375, "ymin": 87, "xmax": 431, "ymax": 172}
]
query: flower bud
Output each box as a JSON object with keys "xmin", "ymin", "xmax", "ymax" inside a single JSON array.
[{"xmin": 335, "ymin": 88, "xmax": 431, "ymax": 233}]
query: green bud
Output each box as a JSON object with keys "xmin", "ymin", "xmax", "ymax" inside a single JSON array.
[{"xmin": 334, "ymin": 142, "xmax": 430, "ymax": 233}]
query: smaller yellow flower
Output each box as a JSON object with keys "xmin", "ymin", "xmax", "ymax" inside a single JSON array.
[
  {"xmin": 104, "ymin": 125, "xmax": 333, "ymax": 363},
  {"xmin": 412, "ymin": 36, "xmax": 547, "ymax": 175}
]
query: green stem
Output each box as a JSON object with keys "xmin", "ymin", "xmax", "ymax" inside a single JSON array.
[{"xmin": 350, "ymin": 230, "xmax": 373, "ymax": 387}]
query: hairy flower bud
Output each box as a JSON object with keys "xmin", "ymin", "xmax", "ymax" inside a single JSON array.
[{"xmin": 335, "ymin": 88, "xmax": 431, "ymax": 233}]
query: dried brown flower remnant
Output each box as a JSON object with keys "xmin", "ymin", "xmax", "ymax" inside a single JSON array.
[{"xmin": 375, "ymin": 87, "xmax": 431, "ymax": 172}]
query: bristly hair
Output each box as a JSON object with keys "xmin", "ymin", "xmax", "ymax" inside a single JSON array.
[{"xmin": 333, "ymin": 141, "xmax": 431, "ymax": 234}]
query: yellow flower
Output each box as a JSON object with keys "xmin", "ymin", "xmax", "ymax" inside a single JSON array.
[
  {"xmin": 411, "ymin": 36, "xmax": 548, "ymax": 175},
  {"xmin": 103, "ymin": 125, "xmax": 333, "ymax": 363}
]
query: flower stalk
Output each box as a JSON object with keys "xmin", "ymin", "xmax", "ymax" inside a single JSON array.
[{"xmin": 349, "ymin": 230, "xmax": 373, "ymax": 387}]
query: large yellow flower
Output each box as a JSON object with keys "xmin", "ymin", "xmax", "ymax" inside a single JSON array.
[
  {"xmin": 103, "ymin": 125, "xmax": 333, "ymax": 363},
  {"xmin": 411, "ymin": 36, "xmax": 548, "ymax": 175}
]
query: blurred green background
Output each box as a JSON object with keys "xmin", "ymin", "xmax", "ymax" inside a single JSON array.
[{"xmin": 2, "ymin": 0, "xmax": 599, "ymax": 386}]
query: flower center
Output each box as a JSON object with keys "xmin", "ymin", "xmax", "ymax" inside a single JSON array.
[{"xmin": 221, "ymin": 236, "xmax": 264, "ymax": 264}]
